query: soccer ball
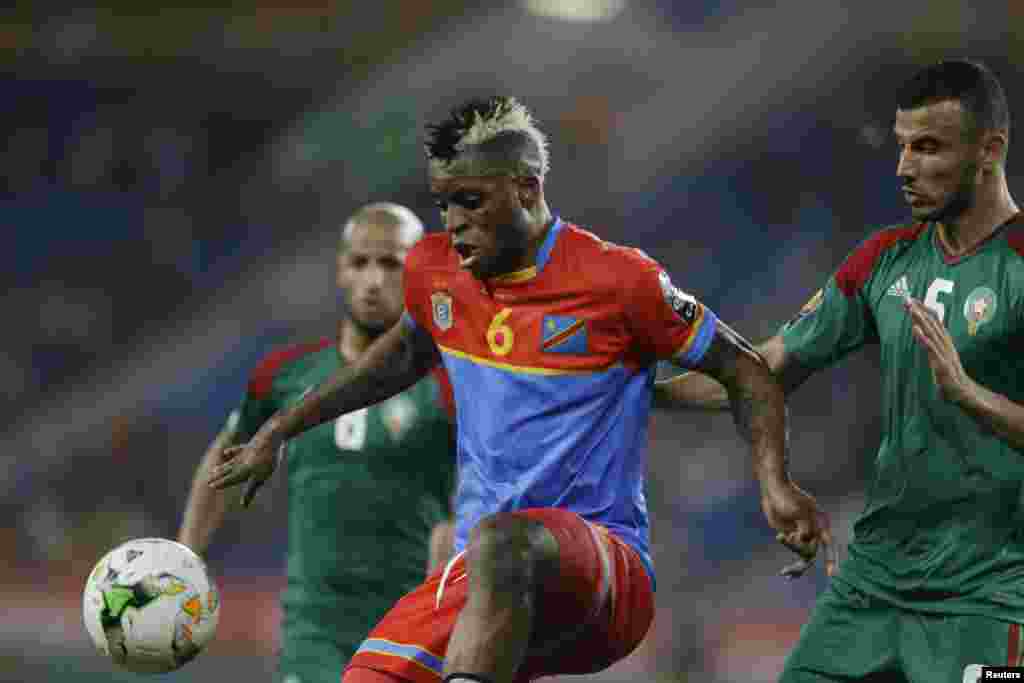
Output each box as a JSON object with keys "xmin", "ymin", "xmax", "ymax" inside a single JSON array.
[{"xmin": 82, "ymin": 538, "xmax": 220, "ymax": 673}]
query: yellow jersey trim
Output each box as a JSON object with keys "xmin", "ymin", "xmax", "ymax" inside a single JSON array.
[
  {"xmin": 672, "ymin": 305, "xmax": 706, "ymax": 359},
  {"xmin": 438, "ymin": 344, "xmax": 609, "ymax": 376},
  {"xmin": 489, "ymin": 266, "xmax": 538, "ymax": 284}
]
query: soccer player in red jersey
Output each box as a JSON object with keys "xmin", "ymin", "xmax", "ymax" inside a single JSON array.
[{"xmin": 209, "ymin": 96, "xmax": 831, "ymax": 683}]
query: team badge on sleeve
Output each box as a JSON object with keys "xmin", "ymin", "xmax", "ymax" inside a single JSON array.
[
  {"xmin": 785, "ymin": 288, "xmax": 824, "ymax": 328},
  {"xmin": 659, "ymin": 271, "xmax": 697, "ymax": 323},
  {"xmin": 963, "ymin": 286, "xmax": 996, "ymax": 336},
  {"xmin": 431, "ymin": 292, "xmax": 453, "ymax": 331}
]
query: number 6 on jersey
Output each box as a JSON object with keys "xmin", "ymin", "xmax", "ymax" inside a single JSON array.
[
  {"xmin": 335, "ymin": 408, "xmax": 368, "ymax": 451},
  {"xmin": 923, "ymin": 278, "xmax": 954, "ymax": 323}
]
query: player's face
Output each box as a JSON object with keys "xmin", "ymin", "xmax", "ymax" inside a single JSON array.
[
  {"xmin": 431, "ymin": 175, "xmax": 533, "ymax": 280},
  {"xmin": 894, "ymin": 100, "xmax": 983, "ymax": 223},
  {"xmin": 337, "ymin": 223, "xmax": 409, "ymax": 336}
]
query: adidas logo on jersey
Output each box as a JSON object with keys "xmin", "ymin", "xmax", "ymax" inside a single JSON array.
[{"xmin": 887, "ymin": 275, "xmax": 910, "ymax": 299}]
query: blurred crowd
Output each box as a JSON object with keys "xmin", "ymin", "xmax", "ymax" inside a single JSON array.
[{"xmin": 5, "ymin": 2, "xmax": 1024, "ymax": 682}]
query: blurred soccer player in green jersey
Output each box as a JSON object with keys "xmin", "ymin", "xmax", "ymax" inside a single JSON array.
[
  {"xmin": 657, "ymin": 59, "xmax": 1024, "ymax": 681},
  {"xmin": 178, "ymin": 203, "xmax": 457, "ymax": 683}
]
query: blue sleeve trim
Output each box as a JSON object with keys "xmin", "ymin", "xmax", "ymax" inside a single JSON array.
[{"xmin": 677, "ymin": 308, "xmax": 718, "ymax": 368}]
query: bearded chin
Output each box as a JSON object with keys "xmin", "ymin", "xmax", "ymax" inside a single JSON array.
[
  {"xmin": 489, "ymin": 243, "xmax": 528, "ymax": 277},
  {"xmin": 482, "ymin": 217, "xmax": 532, "ymax": 279},
  {"xmin": 924, "ymin": 167, "xmax": 977, "ymax": 223},
  {"xmin": 926, "ymin": 191, "xmax": 972, "ymax": 223},
  {"xmin": 349, "ymin": 313, "xmax": 391, "ymax": 339}
]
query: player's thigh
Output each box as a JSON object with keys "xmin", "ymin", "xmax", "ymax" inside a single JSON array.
[
  {"xmin": 780, "ymin": 581, "xmax": 902, "ymax": 683},
  {"xmin": 343, "ymin": 509, "xmax": 652, "ymax": 683},
  {"xmin": 344, "ymin": 566, "xmax": 458, "ymax": 683},
  {"xmin": 342, "ymin": 667, "xmax": 406, "ymax": 683},
  {"xmin": 900, "ymin": 612, "xmax": 1024, "ymax": 683},
  {"xmin": 513, "ymin": 508, "xmax": 654, "ymax": 679}
]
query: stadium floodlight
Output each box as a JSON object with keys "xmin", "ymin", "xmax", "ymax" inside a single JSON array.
[{"xmin": 522, "ymin": 0, "xmax": 627, "ymax": 23}]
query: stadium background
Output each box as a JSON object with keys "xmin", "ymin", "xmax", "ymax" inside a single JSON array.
[{"xmin": 3, "ymin": 1, "xmax": 1022, "ymax": 681}]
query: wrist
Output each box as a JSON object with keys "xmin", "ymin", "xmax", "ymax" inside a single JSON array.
[
  {"xmin": 261, "ymin": 414, "xmax": 291, "ymax": 442},
  {"xmin": 755, "ymin": 464, "xmax": 791, "ymax": 491},
  {"xmin": 949, "ymin": 373, "xmax": 978, "ymax": 408},
  {"xmin": 177, "ymin": 534, "xmax": 202, "ymax": 555}
]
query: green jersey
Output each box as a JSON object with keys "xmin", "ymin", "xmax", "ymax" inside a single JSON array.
[
  {"xmin": 782, "ymin": 219, "xmax": 1024, "ymax": 619},
  {"xmin": 234, "ymin": 337, "xmax": 455, "ymax": 640}
]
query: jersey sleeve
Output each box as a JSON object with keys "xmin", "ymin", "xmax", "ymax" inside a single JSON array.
[
  {"xmin": 402, "ymin": 238, "xmax": 436, "ymax": 335},
  {"xmin": 429, "ymin": 365, "xmax": 456, "ymax": 422},
  {"xmin": 1010, "ymin": 229, "xmax": 1024, "ymax": 332},
  {"xmin": 233, "ymin": 388, "xmax": 277, "ymax": 442},
  {"xmin": 780, "ymin": 271, "xmax": 878, "ymax": 371},
  {"xmin": 232, "ymin": 342, "xmax": 323, "ymax": 441},
  {"xmin": 625, "ymin": 257, "xmax": 719, "ymax": 368}
]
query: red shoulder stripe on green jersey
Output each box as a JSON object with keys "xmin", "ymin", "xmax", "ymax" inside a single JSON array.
[
  {"xmin": 835, "ymin": 224, "xmax": 928, "ymax": 297},
  {"xmin": 247, "ymin": 338, "xmax": 333, "ymax": 400},
  {"xmin": 1006, "ymin": 218, "xmax": 1024, "ymax": 258}
]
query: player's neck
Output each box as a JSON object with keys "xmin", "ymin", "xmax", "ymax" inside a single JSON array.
[
  {"xmin": 521, "ymin": 209, "xmax": 555, "ymax": 268},
  {"xmin": 337, "ymin": 318, "xmax": 378, "ymax": 363},
  {"xmin": 937, "ymin": 182, "xmax": 1018, "ymax": 257}
]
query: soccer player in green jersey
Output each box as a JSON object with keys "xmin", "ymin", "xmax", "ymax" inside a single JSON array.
[
  {"xmin": 657, "ymin": 59, "xmax": 1024, "ymax": 681},
  {"xmin": 178, "ymin": 203, "xmax": 457, "ymax": 683}
]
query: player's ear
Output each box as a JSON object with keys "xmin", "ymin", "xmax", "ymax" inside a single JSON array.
[
  {"xmin": 516, "ymin": 176, "xmax": 541, "ymax": 208},
  {"xmin": 336, "ymin": 252, "xmax": 349, "ymax": 289},
  {"xmin": 980, "ymin": 128, "xmax": 1007, "ymax": 172}
]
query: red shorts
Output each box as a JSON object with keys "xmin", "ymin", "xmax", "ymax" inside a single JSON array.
[{"xmin": 344, "ymin": 508, "xmax": 654, "ymax": 683}]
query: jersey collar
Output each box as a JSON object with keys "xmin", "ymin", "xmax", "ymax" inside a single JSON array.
[{"xmin": 932, "ymin": 212, "xmax": 1022, "ymax": 265}]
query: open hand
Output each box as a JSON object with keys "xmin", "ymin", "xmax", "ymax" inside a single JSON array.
[
  {"xmin": 206, "ymin": 424, "xmax": 285, "ymax": 507},
  {"xmin": 904, "ymin": 297, "xmax": 970, "ymax": 404}
]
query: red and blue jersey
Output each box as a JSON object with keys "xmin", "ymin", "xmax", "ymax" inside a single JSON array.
[{"xmin": 403, "ymin": 218, "xmax": 719, "ymax": 582}]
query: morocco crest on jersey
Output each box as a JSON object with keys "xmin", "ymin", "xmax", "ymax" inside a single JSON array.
[{"xmin": 963, "ymin": 286, "xmax": 997, "ymax": 336}]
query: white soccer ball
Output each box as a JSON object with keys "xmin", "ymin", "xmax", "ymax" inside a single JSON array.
[{"xmin": 82, "ymin": 537, "xmax": 220, "ymax": 673}]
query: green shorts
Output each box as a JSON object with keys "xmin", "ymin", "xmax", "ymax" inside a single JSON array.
[
  {"xmin": 276, "ymin": 592, "xmax": 401, "ymax": 683},
  {"xmin": 781, "ymin": 580, "xmax": 1024, "ymax": 683},
  {"xmin": 277, "ymin": 618, "xmax": 363, "ymax": 683}
]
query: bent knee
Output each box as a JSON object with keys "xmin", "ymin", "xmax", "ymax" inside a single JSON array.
[{"xmin": 466, "ymin": 513, "xmax": 558, "ymax": 589}]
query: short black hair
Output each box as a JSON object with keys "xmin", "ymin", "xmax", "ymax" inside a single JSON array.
[
  {"xmin": 899, "ymin": 59, "xmax": 1010, "ymax": 139},
  {"xmin": 423, "ymin": 96, "xmax": 549, "ymax": 178},
  {"xmin": 425, "ymin": 96, "xmax": 512, "ymax": 166}
]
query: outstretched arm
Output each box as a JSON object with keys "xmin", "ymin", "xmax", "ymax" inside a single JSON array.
[
  {"xmin": 955, "ymin": 382, "xmax": 1024, "ymax": 452},
  {"xmin": 682, "ymin": 321, "xmax": 835, "ymax": 577},
  {"xmin": 654, "ymin": 333, "xmax": 813, "ymax": 410},
  {"xmin": 178, "ymin": 417, "xmax": 243, "ymax": 555},
  {"xmin": 207, "ymin": 318, "xmax": 439, "ymax": 504},
  {"xmin": 279, "ymin": 318, "xmax": 439, "ymax": 439},
  {"xmin": 688, "ymin": 322, "xmax": 789, "ymax": 483}
]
